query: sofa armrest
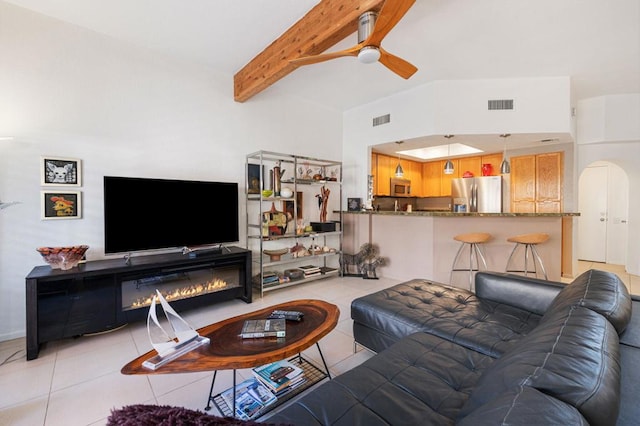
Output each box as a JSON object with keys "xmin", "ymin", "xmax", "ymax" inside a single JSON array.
[{"xmin": 475, "ymin": 272, "xmax": 565, "ymax": 316}]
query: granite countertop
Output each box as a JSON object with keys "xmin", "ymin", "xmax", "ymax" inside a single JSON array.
[{"xmin": 343, "ymin": 210, "xmax": 580, "ymax": 217}]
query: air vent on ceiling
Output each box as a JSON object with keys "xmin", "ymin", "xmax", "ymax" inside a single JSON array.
[
  {"xmin": 488, "ymin": 99, "xmax": 514, "ymax": 110},
  {"xmin": 372, "ymin": 114, "xmax": 391, "ymax": 127}
]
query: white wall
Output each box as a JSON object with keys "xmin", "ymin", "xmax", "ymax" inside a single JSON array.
[
  {"xmin": 0, "ymin": 2, "xmax": 342, "ymax": 341},
  {"xmin": 576, "ymin": 94, "xmax": 640, "ymax": 275}
]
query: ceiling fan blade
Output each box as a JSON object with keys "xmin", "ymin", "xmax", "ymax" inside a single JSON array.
[
  {"xmin": 378, "ymin": 48, "xmax": 418, "ymax": 79},
  {"xmin": 366, "ymin": 0, "xmax": 416, "ymax": 47},
  {"xmin": 290, "ymin": 45, "xmax": 361, "ymax": 66}
]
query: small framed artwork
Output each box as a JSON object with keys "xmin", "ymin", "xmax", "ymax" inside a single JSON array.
[
  {"xmin": 347, "ymin": 198, "xmax": 362, "ymax": 211},
  {"xmin": 282, "ymin": 191, "xmax": 303, "ymax": 220},
  {"xmin": 247, "ymin": 163, "xmax": 262, "ymax": 194},
  {"xmin": 41, "ymin": 156, "xmax": 82, "ymax": 186},
  {"xmin": 41, "ymin": 191, "xmax": 82, "ymax": 220}
]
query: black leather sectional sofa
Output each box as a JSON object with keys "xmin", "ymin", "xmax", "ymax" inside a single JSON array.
[{"xmin": 268, "ymin": 270, "xmax": 640, "ymax": 425}]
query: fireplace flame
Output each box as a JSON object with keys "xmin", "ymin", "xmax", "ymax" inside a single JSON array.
[{"xmin": 129, "ymin": 278, "xmax": 228, "ymax": 309}]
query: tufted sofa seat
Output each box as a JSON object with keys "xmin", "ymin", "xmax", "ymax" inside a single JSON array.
[
  {"xmin": 351, "ymin": 275, "xmax": 560, "ymax": 358},
  {"xmin": 268, "ymin": 270, "xmax": 633, "ymax": 425}
]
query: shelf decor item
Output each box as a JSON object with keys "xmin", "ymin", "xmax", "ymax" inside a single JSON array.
[
  {"xmin": 247, "ymin": 164, "xmax": 262, "ymax": 194},
  {"xmin": 36, "ymin": 245, "xmax": 89, "ymax": 270},
  {"xmin": 262, "ymin": 203, "xmax": 290, "ymax": 236},
  {"xmin": 263, "ymin": 248, "xmax": 289, "ymax": 261}
]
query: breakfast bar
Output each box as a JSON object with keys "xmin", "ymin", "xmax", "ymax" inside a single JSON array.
[{"xmin": 342, "ymin": 211, "xmax": 580, "ymax": 287}]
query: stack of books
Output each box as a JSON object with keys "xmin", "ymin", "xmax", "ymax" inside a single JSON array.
[
  {"xmin": 252, "ymin": 359, "xmax": 307, "ymax": 397},
  {"xmin": 298, "ymin": 265, "xmax": 321, "ymax": 278},
  {"xmin": 239, "ymin": 318, "xmax": 286, "ymax": 339},
  {"xmin": 219, "ymin": 377, "xmax": 277, "ymax": 420}
]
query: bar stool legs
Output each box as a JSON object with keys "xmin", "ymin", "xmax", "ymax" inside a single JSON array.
[
  {"xmin": 505, "ymin": 233, "xmax": 549, "ymax": 280},
  {"xmin": 450, "ymin": 233, "xmax": 492, "ymax": 291}
]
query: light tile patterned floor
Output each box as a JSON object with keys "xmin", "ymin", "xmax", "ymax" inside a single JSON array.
[{"xmin": 0, "ymin": 262, "xmax": 637, "ymax": 425}]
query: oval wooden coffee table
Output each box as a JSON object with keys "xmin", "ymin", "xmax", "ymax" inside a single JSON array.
[{"xmin": 121, "ymin": 299, "xmax": 339, "ymax": 418}]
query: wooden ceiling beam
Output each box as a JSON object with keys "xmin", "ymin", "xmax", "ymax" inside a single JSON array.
[{"xmin": 233, "ymin": 0, "xmax": 385, "ymax": 103}]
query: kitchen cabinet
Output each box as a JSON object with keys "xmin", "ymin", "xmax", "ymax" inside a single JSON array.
[
  {"xmin": 536, "ymin": 152, "xmax": 563, "ymax": 212},
  {"xmin": 422, "ymin": 161, "xmax": 442, "ymax": 196},
  {"xmin": 371, "ymin": 153, "xmax": 378, "ymax": 195},
  {"xmin": 511, "ymin": 152, "xmax": 563, "ymax": 213},
  {"xmin": 409, "ymin": 160, "xmax": 423, "ymax": 196},
  {"xmin": 375, "ymin": 154, "xmax": 392, "ymax": 196},
  {"xmin": 458, "ymin": 157, "xmax": 481, "ymax": 177}
]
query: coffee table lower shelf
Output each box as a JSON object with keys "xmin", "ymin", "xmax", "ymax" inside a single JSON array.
[{"xmin": 209, "ymin": 355, "xmax": 328, "ymax": 419}]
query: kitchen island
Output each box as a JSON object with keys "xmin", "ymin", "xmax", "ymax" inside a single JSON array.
[{"xmin": 342, "ymin": 210, "xmax": 579, "ymax": 288}]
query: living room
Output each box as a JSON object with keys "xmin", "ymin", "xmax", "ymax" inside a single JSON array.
[{"xmin": 1, "ymin": 1, "xmax": 639, "ymax": 424}]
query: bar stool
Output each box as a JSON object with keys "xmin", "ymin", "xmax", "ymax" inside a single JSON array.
[
  {"xmin": 505, "ymin": 233, "xmax": 549, "ymax": 280},
  {"xmin": 450, "ymin": 233, "xmax": 492, "ymax": 291}
]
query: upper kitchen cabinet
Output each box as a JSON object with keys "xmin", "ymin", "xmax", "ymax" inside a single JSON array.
[
  {"xmin": 373, "ymin": 153, "xmax": 392, "ymax": 196},
  {"xmin": 511, "ymin": 152, "xmax": 563, "ymax": 213},
  {"xmin": 458, "ymin": 157, "xmax": 481, "ymax": 177},
  {"xmin": 422, "ymin": 161, "xmax": 442, "ymax": 196}
]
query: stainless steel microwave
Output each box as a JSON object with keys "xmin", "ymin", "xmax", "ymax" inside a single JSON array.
[{"xmin": 390, "ymin": 178, "xmax": 411, "ymax": 197}]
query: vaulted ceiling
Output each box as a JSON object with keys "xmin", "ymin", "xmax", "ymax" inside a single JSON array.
[{"xmin": 5, "ymin": 0, "xmax": 639, "ymax": 112}]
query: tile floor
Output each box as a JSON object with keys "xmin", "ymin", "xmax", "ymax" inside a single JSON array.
[{"xmin": 1, "ymin": 262, "xmax": 638, "ymax": 426}]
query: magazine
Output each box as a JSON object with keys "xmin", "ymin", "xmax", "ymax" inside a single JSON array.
[
  {"xmin": 219, "ymin": 377, "xmax": 277, "ymax": 420},
  {"xmin": 252, "ymin": 359, "xmax": 305, "ymax": 392}
]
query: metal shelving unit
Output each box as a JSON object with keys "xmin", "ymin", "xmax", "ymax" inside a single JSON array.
[{"xmin": 245, "ymin": 151, "xmax": 342, "ymax": 298}]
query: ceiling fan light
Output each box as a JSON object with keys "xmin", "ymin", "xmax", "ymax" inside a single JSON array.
[
  {"xmin": 500, "ymin": 159, "xmax": 511, "ymax": 174},
  {"xmin": 358, "ymin": 46, "xmax": 381, "ymax": 64},
  {"xmin": 443, "ymin": 159, "xmax": 455, "ymax": 175},
  {"xmin": 395, "ymin": 163, "xmax": 404, "ymax": 177}
]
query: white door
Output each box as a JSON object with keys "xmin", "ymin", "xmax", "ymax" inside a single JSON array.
[{"xmin": 578, "ymin": 166, "xmax": 608, "ymax": 262}]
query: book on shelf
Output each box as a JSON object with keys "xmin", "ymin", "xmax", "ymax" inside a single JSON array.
[
  {"xmin": 219, "ymin": 377, "xmax": 277, "ymax": 420},
  {"xmin": 319, "ymin": 266, "xmax": 338, "ymax": 275},
  {"xmin": 239, "ymin": 318, "xmax": 286, "ymax": 339},
  {"xmin": 252, "ymin": 359, "xmax": 306, "ymax": 393},
  {"xmin": 298, "ymin": 265, "xmax": 321, "ymax": 277}
]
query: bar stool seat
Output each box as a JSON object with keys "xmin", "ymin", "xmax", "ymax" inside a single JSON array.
[
  {"xmin": 505, "ymin": 233, "xmax": 549, "ymax": 279},
  {"xmin": 450, "ymin": 232, "xmax": 492, "ymax": 291}
]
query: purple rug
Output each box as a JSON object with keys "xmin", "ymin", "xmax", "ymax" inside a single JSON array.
[{"xmin": 107, "ymin": 404, "xmax": 291, "ymax": 426}]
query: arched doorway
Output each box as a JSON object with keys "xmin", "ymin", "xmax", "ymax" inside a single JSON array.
[{"xmin": 577, "ymin": 161, "xmax": 629, "ymax": 265}]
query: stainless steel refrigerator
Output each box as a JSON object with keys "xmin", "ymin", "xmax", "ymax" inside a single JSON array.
[{"xmin": 451, "ymin": 176, "xmax": 502, "ymax": 213}]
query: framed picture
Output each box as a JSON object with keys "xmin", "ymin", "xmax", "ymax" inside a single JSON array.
[
  {"xmin": 347, "ymin": 198, "xmax": 362, "ymax": 211},
  {"xmin": 247, "ymin": 163, "xmax": 262, "ymax": 194},
  {"xmin": 41, "ymin": 191, "xmax": 82, "ymax": 220},
  {"xmin": 282, "ymin": 192, "xmax": 303, "ymax": 220},
  {"xmin": 41, "ymin": 156, "xmax": 82, "ymax": 186}
]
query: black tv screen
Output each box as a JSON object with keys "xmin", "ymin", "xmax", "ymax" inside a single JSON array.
[{"xmin": 104, "ymin": 176, "xmax": 239, "ymax": 254}]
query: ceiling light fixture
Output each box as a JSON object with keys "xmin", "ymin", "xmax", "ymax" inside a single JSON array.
[
  {"xmin": 394, "ymin": 141, "xmax": 404, "ymax": 178},
  {"xmin": 500, "ymin": 133, "xmax": 511, "ymax": 174},
  {"xmin": 443, "ymin": 135, "xmax": 455, "ymax": 175}
]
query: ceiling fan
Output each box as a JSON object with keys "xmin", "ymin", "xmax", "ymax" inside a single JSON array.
[{"xmin": 290, "ymin": 0, "xmax": 418, "ymax": 79}]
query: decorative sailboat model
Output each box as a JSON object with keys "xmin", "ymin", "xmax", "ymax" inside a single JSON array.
[{"xmin": 142, "ymin": 290, "xmax": 210, "ymax": 370}]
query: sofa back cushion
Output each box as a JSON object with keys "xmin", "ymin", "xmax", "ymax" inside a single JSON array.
[
  {"xmin": 544, "ymin": 269, "xmax": 631, "ymax": 334},
  {"xmin": 459, "ymin": 306, "xmax": 621, "ymax": 426}
]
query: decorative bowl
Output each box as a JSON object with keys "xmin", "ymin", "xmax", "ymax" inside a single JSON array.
[
  {"xmin": 36, "ymin": 245, "xmax": 89, "ymax": 270},
  {"xmin": 280, "ymin": 187, "xmax": 293, "ymax": 198},
  {"xmin": 263, "ymin": 248, "xmax": 289, "ymax": 262},
  {"xmin": 261, "ymin": 189, "xmax": 273, "ymax": 198}
]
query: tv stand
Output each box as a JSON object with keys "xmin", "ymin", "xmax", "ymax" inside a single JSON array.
[{"xmin": 25, "ymin": 246, "xmax": 252, "ymax": 360}]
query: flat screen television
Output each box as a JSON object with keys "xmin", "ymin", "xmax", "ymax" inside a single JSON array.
[{"xmin": 104, "ymin": 176, "xmax": 239, "ymax": 254}]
